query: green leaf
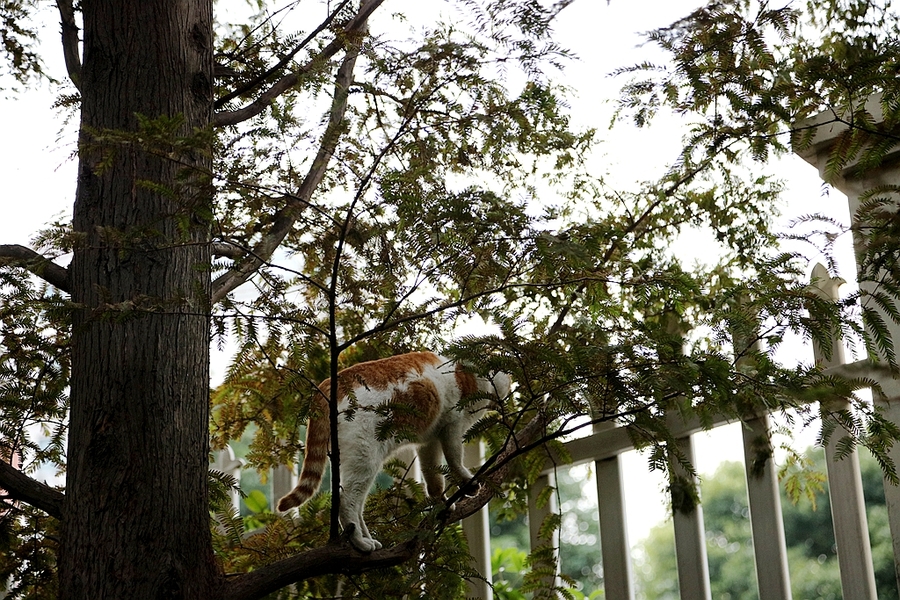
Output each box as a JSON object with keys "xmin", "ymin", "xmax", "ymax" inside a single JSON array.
[{"xmin": 243, "ymin": 489, "xmax": 269, "ymax": 514}]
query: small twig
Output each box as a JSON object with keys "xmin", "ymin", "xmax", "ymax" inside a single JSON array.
[{"xmin": 215, "ymin": 0, "xmax": 354, "ymax": 109}]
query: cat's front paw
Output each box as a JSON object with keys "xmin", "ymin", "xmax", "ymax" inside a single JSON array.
[
  {"xmin": 341, "ymin": 523, "xmax": 384, "ymax": 553},
  {"xmin": 350, "ymin": 535, "xmax": 381, "ymax": 553}
]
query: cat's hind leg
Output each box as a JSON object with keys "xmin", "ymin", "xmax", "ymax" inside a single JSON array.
[
  {"xmin": 438, "ymin": 426, "xmax": 478, "ymax": 495},
  {"xmin": 418, "ymin": 438, "xmax": 446, "ymax": 500}
]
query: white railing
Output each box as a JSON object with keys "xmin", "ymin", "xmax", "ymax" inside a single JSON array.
[
  {"xmin": 211, "ymin": 99, "xmax": 900, "ymax": 599},
  {"xmin": 210, "ymin": 264, "xmax": 895, "ymax": 600},
  {"xmin": 524, "ymin": 340, "xmax": 881, "ymax": 600},
  {"xmin": 499, "ymin": 98, "xmax": 900, "ymax": 600}
]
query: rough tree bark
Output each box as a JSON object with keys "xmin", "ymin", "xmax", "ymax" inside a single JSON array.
[
  {"xmin": 36, "ymin": 1, "xmax": 508, "ymax": 596},
  {"xmin": 58, "ymin": 1, "xmax": 218, "ymax": 597}
]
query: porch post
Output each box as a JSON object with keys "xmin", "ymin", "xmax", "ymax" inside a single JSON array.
[
  {"xmin": 741, "ymin": 415, "xmax": 793, "ymax": 600},
  {"xmin": 670, "ymin": 435, "xmax": 712, "ymax": 600},
  {"xmin": 593, "ymin": 417, "xmax": 634, "ymax": 600},
  {"xmin": 796, "ymin": 100, "xmax": 900, "ymax": 595},
  {"xmin": 807, "ymin": 266, "xmax": 878, "ymax": 599},
  {"xmin": 462, "ymin": 442, "xmax": 493, "ymax": 600}
]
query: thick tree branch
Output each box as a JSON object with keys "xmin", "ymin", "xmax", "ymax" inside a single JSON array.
[
  {"xmin": 220, "ymin": 535, "xmax": 418, "ymax": 600},
  {"xmin": 0, "ymin": 245, "xmax": 70, "ymax": 293},
  {"xmin": 55, "ymin": 0, "xmax": 82, "ymax": 91},
  {"xmin": 0, "ymin": 460, "xmax": 64, "ymax": 519},
  {"xmin": 211, "ymin": 3, "xmax": 374, "ymax": 304},
  {"xmin": 213, "ymin": 0, "xmax": 384, "ymax": 128}
]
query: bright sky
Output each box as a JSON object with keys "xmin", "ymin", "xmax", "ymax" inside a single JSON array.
[
  {"xmin": 549, "ymin": 1, "xmax": 853, "ymax": 545},
  {"xmin": 0, "ymin": 0, "xmax": 860, "ymax": 550}
]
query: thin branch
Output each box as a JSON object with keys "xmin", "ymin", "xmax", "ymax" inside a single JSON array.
[
  {"xmin": 0, "ymin": 460, "xmax": 64, "ymax": 519},
  {"xmin": 213, "ymin": 0, "xmax": 385, "ymax": 128},
  {"xmin": 211, "ymin": 6, "xmax": 371, "ymax": 304},
  {"xmin": 215, "ymin": 0, "xmax": 353, "ymax": 109},
  {"xmin": 547, "ymin": 154, "xmax": 717, "ymax": 336},
  {"xmin": 321, "ymin": 19, "xmax": 467, "ymax": 533},
  {"xmin": 218, "ymin": 0, "xmax": 304, "ymax": 68},
  {"xmin": 0, "ymin": 245, "xmax": 70, "ymax": 293},
  {"xmin": 338, "ymin": 273, "xmax": 604, "ymax": 351},
  {"xmin": 55, "ymin": 0, "xmax": 82, "ymax": 91},
  {"xmin": 321, "ymin": 0, "xmax": 383, "ymax": 532},
  {"xmin": 220, "ymin": 533, "xmax": 418, "ymax": 600}
]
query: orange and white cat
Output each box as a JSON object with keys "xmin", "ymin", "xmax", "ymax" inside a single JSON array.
[{"xmin": 277, "ymin": 351, "xmax": 511, "ymax": 552}]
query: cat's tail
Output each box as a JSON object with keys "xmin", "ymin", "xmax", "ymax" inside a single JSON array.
[{"xmin": 277, "ymin": 389, "xmax": 331, "ymax": 512}]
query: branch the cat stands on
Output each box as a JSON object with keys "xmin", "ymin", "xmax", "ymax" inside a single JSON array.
[{"xmin": 277, "ymin": 351, "xmax": 511, "ymax": 553}]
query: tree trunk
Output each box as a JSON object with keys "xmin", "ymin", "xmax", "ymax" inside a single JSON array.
[{"xmin": 59, "ymin": 1, "xmax": 218, "ymax": 597}]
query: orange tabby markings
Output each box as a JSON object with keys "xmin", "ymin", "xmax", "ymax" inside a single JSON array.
[
  {"xmin": 454, "ymin": 364, "xmax": 479, "ymax": 398},
  {"xmin": 385, "ymin": 379, "xmax": 441, "ymax": 438},
  {"xmin": 277, "ymin": 351, "xmax": 511, "ymax": 553},
  {"xmin": 329, "ymin": 351, "xmax": 443, "ymax": 402}
]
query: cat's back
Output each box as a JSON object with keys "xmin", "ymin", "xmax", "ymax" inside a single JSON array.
[
  {"xmin": 325, "ymin": 351, "xmax": 463, "ymax": 406},
  {"xmin": 324, "ymin": 352, "xmax": 470, "ymax": 443}
]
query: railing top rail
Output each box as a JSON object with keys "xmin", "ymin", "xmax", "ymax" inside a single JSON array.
[{"xmin": 540, "ymin": 358, "xmax": 894, "ymax": 476}]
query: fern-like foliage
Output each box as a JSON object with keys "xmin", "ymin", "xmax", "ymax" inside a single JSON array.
[
  {"xmin": 4, "ymin": 1, "xmax": 900, "ymax": 597},
  {"xmin": 0, "ymin": 269, "xmax": 68, "ymax": 599}
]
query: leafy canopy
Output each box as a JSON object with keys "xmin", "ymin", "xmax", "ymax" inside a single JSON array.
[{"xmin": 1, "ymin": 0, "xmax": 900, "ymax": 597}]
